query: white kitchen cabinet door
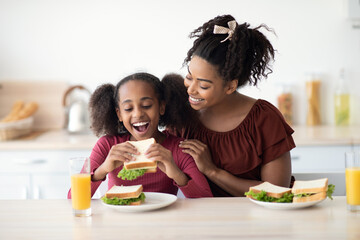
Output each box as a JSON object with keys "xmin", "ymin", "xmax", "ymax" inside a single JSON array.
[
  {"xmin": 290, "ymin": 145, "xmax": 351, "ymax": 173},
  {"xmin": 32, "ymin": 173, "xmax": 70, "ymax": 199},
  {"xmin": 0, "ymin": 174, "xmax": 30, "ymax": 199}
]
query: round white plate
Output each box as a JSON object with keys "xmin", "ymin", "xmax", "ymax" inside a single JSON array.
[
  {"xmin": 101, "ymin": 192, "xmax": 177, "ymax": 212},
  {"xmin": 248, "ymin": 198, "xmax": 325, "ymax": 210}
]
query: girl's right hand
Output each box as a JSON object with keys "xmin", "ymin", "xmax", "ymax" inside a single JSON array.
[{"xmin": 101, "ymin": 142, "xmax": 139, "ymax": 174}]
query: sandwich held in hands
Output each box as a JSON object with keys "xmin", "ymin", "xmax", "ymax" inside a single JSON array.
[
  {"xmin": 245, "ymin": 178, "xmax": 335, "ymax": 203},
  {"xmin": 117, "ymin": 138, "xmax": 157, "ymax": 180},
  {"xmin": 101, "ymin": 184, "xmax": 145, "ymax": 205}
]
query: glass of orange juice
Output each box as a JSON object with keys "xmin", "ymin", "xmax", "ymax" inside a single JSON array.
[
  {"xmin": 69, "ymin": 157, "xmax": 91, "ymax": 217},
  {"xmin": 345, "ymin": 152, "xmax": 360, "ymax": 211}
]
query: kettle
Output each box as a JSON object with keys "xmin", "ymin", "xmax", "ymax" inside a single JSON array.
[{"xmin": 62, "ymin": 85, "xmax": 91, "ymax": 134}]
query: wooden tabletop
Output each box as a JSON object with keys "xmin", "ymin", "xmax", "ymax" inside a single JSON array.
[{"xmin": 0, "ymin": 196, "xmax": 359, "ymax": 239}]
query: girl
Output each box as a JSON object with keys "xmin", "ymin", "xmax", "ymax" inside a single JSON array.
[
  {"xmin": 166, "ymin": 14, "xmax": 295, "ymax": 197},
  {"xmin": 68, "ymin": 72, "xmax": 212, "ymax": 198}
]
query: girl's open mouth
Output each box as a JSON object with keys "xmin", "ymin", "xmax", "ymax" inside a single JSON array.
[{"xmin": 132, "ymin": 121, "xmax": 150, "ymax": 133}]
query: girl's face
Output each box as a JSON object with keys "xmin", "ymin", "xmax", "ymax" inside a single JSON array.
[
  {"xmin": 185, "ymin": 56, "xmax": 235, "ymax": 111},
  {"xmin": 116, "ymin": 80, "xmax": 165, "ymax": 141}
]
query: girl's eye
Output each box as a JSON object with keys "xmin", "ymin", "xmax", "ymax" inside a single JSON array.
[
  {"xmin": 200, "ymin": 85, "xmax": 210, "ymax": 90},
  {"xmin": 143, "ymin": 105, "xmax": 152, "ymax": 109},
  {"xmin": 185, "ymin": 75, "xmax": 192, "ymax": 80},
  {"xmin": 124, "ymin": 108, "xmax": 132, "ymax": 112}
]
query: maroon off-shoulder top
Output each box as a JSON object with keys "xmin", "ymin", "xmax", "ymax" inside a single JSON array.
[{"xmin": 174, "ymin": 99, "xmax": 296, "ymax": 197}]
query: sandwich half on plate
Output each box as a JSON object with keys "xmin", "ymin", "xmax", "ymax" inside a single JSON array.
[
  {"xmin": 117, "ymin": 138, "xmax": 157, "ymax": 180},
  {"xmin": 101, "ymin": 184, "xmax": 145, "ymax": 205},
  {"xmin": 292, "ymin": 178, "xmax": 330, "ymax": 203},
  {"xmin": 245, "ymin": 178, "xmax": 335, "ymax": 204},
  {"xmin": 245, "ymin": 182, "xmax": 293, "ymax": 203}
]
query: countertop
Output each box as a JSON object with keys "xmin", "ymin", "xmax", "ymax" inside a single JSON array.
[
  {"xmin": 0, "ymin": 196, "xmax": 358, "ymax": 239},
  {"xmin": 1, "ymin": 125, "xmax": 360, "ymax": 150}
]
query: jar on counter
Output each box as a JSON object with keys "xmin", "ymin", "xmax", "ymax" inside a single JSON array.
[
  {"xmin": 334, "ymin": 69, "xmax": 350, "ymax": 126},
  {"xmin": 306, "ymin": 77, "xmax": 321, "ymax": 126},
  {"xmin": 277, "ymin": 85, "xmax": 293, "ymax": 125}
]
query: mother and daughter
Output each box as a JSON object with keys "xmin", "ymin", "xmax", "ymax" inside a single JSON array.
[{"xmin": 68, "ymin": 14, "xmax": 295, "ymax": 199}]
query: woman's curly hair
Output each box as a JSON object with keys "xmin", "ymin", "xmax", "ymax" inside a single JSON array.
[
  {"xmin": 184, "ymin": 14, "xmax": 275, "ymax": 87},
  {"xmin": 89, "ymin": 72, "xmax": 197, "ymax": 137}
]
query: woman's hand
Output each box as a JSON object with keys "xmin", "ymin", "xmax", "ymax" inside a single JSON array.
[
  {"xmin": 179, "ymin": 139, "xmax": 217, "ymax": 177},
  {"xmin": 146, "ymin": 143, "xmax": 188, "ymax": 186}
]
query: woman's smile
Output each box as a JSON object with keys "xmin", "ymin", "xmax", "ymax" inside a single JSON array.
[{"xmin": 189, "ymin": 96, "xmax": 204, "ymax": 105}]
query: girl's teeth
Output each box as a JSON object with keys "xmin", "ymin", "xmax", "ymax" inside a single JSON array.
[{"xmin": 133, "ymin": 122, "xmax": 148, "ymax": 127}]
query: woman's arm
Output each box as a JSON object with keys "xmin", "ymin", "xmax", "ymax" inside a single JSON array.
[
  {"xmin": 180, "ymin": 139, "xmax": 291, "ymax": 197},
  {"xmin": 207, "ymin": 152, "xmax": 292, "ymax": 196}
]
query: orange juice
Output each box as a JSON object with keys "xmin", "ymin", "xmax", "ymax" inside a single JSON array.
[
  {"xmin": 71, "ymin": 173, "xmax": 91, "ymax": 210},
  {"xmin": 345, "ymin": 167, "xmax": 360, "ymax": 205}
]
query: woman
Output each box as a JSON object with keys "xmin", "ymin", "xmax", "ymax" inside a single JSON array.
[{"xmin": 165, "ymin": 14, "xmax": 295, "ymax": 197}]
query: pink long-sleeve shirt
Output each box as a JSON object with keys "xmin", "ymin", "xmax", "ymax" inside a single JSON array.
[{"xmin": 68, "ymin": 131, "xmax": 213, "ymax": 198}]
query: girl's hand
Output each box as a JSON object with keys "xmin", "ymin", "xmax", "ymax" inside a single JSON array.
[
  {"xmin": 179, "ymin": 139, "xmax": 217, "ymax": 176},
  {"xmin": 101, "ymin": 142, "xmax": 139, "ymax": 174},
  {"xmin": 145, "ymin": 143, "xmax": 188, "ymax": 186}
]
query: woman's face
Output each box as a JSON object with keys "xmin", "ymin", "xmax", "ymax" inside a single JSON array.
[
  {"xmin": 185, "ymin": 56, "xmax": 231, "ymax": 111},
  {"xmin": 116, "ymin": 80, "xmax": 165, "ymax": 141}
]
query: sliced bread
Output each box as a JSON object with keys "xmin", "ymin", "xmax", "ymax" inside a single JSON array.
[
  {"xmin": 105, "ymin": 185, "xmax": 143, "ymax": 199},
  {"xmin": 249, "ymin": 182, "xmax": 292, "ymax": 198}
]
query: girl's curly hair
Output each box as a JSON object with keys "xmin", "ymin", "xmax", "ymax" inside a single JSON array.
[{"xmin": 184, "ymin": 14, "xmax": 275, "ymax": 87}]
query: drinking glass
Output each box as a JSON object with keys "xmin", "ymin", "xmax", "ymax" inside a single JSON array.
[
  {"xmin": 345, "ymin": 152, "xmax": 360, "ymax": 211},
  {"xmin": 69, "ymin": 157, "xmax": 91, "ymax": 217}
]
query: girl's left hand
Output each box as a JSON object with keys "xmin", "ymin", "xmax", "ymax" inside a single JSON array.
[
  {"xmin": 179, "ymin": 139, "xmax": 217, "ymax": 176},
  {"xmin": 145, "ymin": 143, "xmax": 185, "ymax": 181}
]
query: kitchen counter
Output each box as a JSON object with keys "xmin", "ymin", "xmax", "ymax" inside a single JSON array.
[
  {"xmin": 0, "ymin": 196, "xmax": 358, "ymax": 239},
  {"xmin": 293, "ymin": 125, "xmax": 360, "ymax": 146},
  {"xmin": 1, "ymin": 125, "xmax": 360, "ymax": 150},
  {"xmin": 0, "ymin": 129, "xmax": 98, "ymax": 150}
]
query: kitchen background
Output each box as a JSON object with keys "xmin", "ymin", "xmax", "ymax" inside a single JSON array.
[
  {"xmin": 0, "ymin": 0, "xmax": 359, "ymax": 126},
  {"xmin": 0, "ymin": 0, "xmax": 359, "ymax": 199}
]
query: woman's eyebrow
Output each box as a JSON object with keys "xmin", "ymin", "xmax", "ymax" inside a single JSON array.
[{"xmin": 187, "ymin": 66, "xmax": 213, "ymax": 84}]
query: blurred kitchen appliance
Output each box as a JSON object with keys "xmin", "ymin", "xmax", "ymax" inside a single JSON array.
[{"xmin": 62, "ymin": 85, "xmax": 91, "ymax": 133}]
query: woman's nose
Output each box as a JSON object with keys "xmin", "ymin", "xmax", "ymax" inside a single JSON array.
[{"xmin": 187, "ymin": 81, "xmax": 197, "ymax": 95}]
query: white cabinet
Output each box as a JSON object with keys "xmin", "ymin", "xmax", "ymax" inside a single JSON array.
[
  {"xmin": 0, "ymin": 150, "xmax": 91, "ymax": 199},
  {"xmin": 290, "ymin": 145, "xmax": 352, "ymax": 196},
  {"xmin": 290, "ymin": 145, "xmax": 351, "ymax": 173}
]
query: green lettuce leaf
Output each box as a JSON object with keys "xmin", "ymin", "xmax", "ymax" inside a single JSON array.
[
  {"xmin": 327, "ymin": 184, "xmax": 335, "ymax": 200},
  {"xmin": 244, "ymin": 190, "xmax": 294, "ymax": 203},
  {"xmin": 117, "ymin": 168, "xmax": 147, "ymax": 180},
  {"xmin": 101, "ymin": 192, "xmax": 146, "ymax": 205}
]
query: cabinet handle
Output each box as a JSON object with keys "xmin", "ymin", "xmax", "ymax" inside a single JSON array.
[
  {"xmin": 15, "ymin": 159, "xmax": 47, "ymax": 165},
  {"xmin": 291, "ymin": 156, "xmax": 300, "ymax": 161}
]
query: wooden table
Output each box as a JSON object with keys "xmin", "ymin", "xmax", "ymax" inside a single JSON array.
[{"xmin": 0, "ymin": 196, "xmax": 359, "ymax": 239}]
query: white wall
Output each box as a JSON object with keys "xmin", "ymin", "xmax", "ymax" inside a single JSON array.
[{"xmin": 1, "ymin": 0, "xmax": 359, "ymax": 125}]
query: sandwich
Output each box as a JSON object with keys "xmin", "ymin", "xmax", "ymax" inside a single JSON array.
[
  {"xmin": 117, "ymin": 138, "xmax": 157, "ymax": 180},
  {"xmin": 292, "ymin": 178, "xmax": 334, "ymax": 203},
  {"xmin": 101, "ymin": 184, "xmax": 145, "ymax": 205},
  {"xmin": 245, "ymin": 181, "xmax": 293, "ymax": 203},
  {"xmin": 245, "ymin": 178, "xmax": 335, "ymax": 203}
]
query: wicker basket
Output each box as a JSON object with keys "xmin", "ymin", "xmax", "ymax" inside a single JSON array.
[{"xmin": 0, "ymin": 117, "xmax": 34, "ymax": 141}]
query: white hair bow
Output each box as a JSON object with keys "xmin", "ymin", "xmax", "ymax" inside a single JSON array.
[{"xmin": 213, "ymin": 20, "xmax": 237, "ymax": 43}]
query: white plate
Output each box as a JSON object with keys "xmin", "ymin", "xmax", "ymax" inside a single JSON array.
[
  {"xmin": 101, "ymin": 192, "xmax": 177, "ymax": 212},
  {"xmin": 248, "ymin": 198, "xmax": 325, "ymax": 210}
]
